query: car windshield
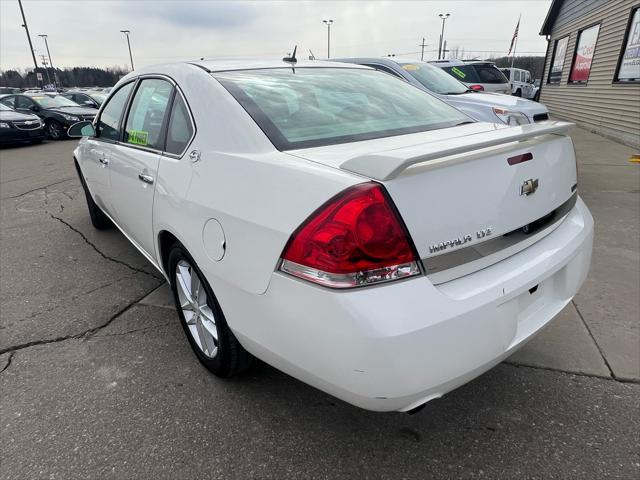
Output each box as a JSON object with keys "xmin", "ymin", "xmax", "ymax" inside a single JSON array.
[
  {"xmin": 399, "ymin": 62, "xmax": 468, "ymax": 95},
  {"xmin": 89, "ymin": 92, "xmax": 107, "ymax": 103},
  {"xmin": 215, "ymin": 68, "xmax": 470, "ymax": 150},
  {"xmin": 0, "ymin": 103, "xmax": 12, "ymax": 111},
  {"xmin": 30, "ymin": 95, "xmax": 79, "ymax": 108}
]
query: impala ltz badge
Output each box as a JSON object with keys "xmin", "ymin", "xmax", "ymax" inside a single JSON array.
[
  {"xmin": 520, "ymin": 178, "xmax": 539, "ymax": 196},
  {"xmin": 429, "ymin": 227, "xmax": 493, "ymax": 253}
]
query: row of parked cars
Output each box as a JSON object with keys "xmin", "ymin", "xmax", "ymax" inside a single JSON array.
[{"xmin": 0, "ymin": 88, "xmax": 110, "ymax": 145}]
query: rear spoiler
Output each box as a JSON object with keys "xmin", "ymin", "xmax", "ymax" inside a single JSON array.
[{"xmin": 341, "ymin": 121, "xmax": 573, "ymax": 181}]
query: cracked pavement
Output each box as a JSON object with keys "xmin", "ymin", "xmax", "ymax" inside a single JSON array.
[{"xmin": 1, "ymin": 133, "xmax": 639, "ymax": 479}]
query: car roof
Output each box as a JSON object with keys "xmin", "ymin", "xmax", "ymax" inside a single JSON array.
[
  {"xmin": 185, "ymin": 59, "xmax": 370, "ymax": 73},
  {"xmin": 113, "ymin": 59, "xmax": 373, "ymax": 87}
]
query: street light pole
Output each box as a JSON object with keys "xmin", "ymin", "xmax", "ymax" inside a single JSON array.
[
  {"xmin": 17, "ymin": 0, "xmax": 40, "ymax": 87},
  {"xmin": 120, "ymin": 30, "xmax": 134, "ymax": 70},
  {"xmin": 438, "ymin": 13, "xmax": 450, "ymax": 60},
  {"xmin": 38, "ymin": 34, "xmax": 57, "ymax": 88},
  {"xmin": 323, "ymin": 20, "xmax": 333, "ymax": 59}
]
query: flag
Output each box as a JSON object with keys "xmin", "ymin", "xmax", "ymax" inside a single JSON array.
[{"xmin": 508, "ymin": 16, "xmax": 520, "ymax": 55}]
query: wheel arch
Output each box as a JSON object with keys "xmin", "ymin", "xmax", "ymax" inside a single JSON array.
[{"xmin": 157, "ymin": 229, "xmax": 182, "ymax": 278}]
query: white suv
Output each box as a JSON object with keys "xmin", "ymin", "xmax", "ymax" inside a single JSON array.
[
  {"xmin": 431, "ymin": 59, "xmax": 511, "ymax": 94},
  {"xmin": 69, "ymin": 60, "xmax": 593, "ymax": 412}
]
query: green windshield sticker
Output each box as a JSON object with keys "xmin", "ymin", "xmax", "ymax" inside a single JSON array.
[
  {"xmin": 451, "ymin": 66, "xmax": 466, "ymax": 79},
  {"xmin": 128, "ymin": 130, "xmax": 148, "ymax": 146}
]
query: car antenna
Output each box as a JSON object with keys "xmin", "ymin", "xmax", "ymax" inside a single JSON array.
[{"xmin": 282, "ymin": 45, "xmax": 297, "ymax": 72}]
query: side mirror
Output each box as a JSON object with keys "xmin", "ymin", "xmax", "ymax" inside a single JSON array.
[
  {"xmin": 29, "ymin": 105, "xmax": 40, "ymax": 112},
  {"xmin": 68, "ymin": 120, "xmax": 96, "ymax": 138},
  {"xmin": 83, "ymin": 100, "xmax": 98, "ymax": 108}
]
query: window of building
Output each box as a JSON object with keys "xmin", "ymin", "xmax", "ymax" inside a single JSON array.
[
  {"xmin": 548, "ymin": 36, "xmax": 569, "ymax": 84},
  {"xmin": 569, "ymin": 24, "xmax": 600, "ymax": 84},
  {"xmin": 614, "ymin": 7, "xmax": 640, "ymax": 83}
]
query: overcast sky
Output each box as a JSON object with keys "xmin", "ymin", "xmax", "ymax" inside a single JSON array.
[{"xmin": 0, "ymin": 0, "xmax": 552, "ymax": 71}]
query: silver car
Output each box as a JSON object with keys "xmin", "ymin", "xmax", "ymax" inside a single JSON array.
[{"xmin": 332, "ymin": 57, "xmax": 549, "ymax": 126}]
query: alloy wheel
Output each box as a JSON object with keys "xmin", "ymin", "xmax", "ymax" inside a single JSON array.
[
  {"xmin": 175, "ymin": 259, "xmax": 219, "ymax": 358},
  {"xmin": 48, "ymin": 121, "xmax": 61, "ymax": 139}
]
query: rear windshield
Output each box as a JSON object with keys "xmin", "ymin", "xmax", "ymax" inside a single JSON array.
[
  {"xmin": 214, "ymin": 68, "xmax": 470, "ymax": 150},
  {"xmin": 443, "ymin": 64, "xmax": 509, "ymax": 84},
  {"xmin": 399, "ymin": 62, "xmax": 468, "ymax": 95}
]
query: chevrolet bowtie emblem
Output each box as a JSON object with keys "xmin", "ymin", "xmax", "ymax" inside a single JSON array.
[{"xmin": 520, "ymin": 178, "xmax": 539, "ymax": 196}]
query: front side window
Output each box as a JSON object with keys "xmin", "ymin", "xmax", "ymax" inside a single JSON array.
[
  {"xmin": 215, "ymin": 68, "xmax": 470, "ymax": 150},
  {"xmin": 615, "ymin": 7, "xmax": 640, "ymax": 82},
  {"xmin": 165, "ymin": 94, "xmax": 194, "ymax": 155},
  {"xmin": 399, "ymin": 62, "xmax": 467, "ymax": 94},
  {"xmin": 97, "ymin": 81, "xmax": 134, "ymax": 141},
  {"xmin": 569, "ymin": 24, "xmax": 600, "ymax": 83},
  {"xmin": 124, "ymin": 78, "xmax": 173, "ymax": 149}
]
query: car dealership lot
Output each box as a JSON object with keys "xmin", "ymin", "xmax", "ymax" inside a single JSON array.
[{"xmin": 1, "ymin": 132, "xmax": 638, "ymax": 478}]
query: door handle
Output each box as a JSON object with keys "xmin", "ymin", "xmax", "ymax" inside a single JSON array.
[
  {"xmin": 138, "ymin": 173, "xmax": 154, "ymax": 185},
  {"xmin": 98, "ymin": 156, "xmax": 109, "ymax": 166}
]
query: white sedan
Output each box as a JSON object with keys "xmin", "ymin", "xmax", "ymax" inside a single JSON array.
[{"xmin": 69, "ymin": 60, "xmax": 593, "ymax": 412}]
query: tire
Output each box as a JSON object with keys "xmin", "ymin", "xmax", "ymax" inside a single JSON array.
[
  {"xmin": 47, "ymin": 119, "xmax": 65, "ymax": 140},
  {"xmin": 514, "ymin": 89, "xmax": 522, "ymax": 97},
  {"xmin": 168, "ymin": 244, "xmax": 252, "ymax": 377},
  {"xmin": 75, "ymin": 161, "xmax": 113, "ymax": 230}
]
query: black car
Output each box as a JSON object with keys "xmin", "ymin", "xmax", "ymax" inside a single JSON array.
[
  {"xmin": 0, "ymin": 103, "xmax": 47, "ymax": 145},
  {"xmin": 62, "ymin": 90, "xmax": 108, "ymax": 109},
  {"xmin": 0, "ymin": 93, "xmax": 96, "ymax": 140}
]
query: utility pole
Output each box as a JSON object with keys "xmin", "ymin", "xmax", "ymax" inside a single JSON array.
[
  {"xmin": 38, "ymin": 35, "xmax": 58, "ymax": 89},
  {"xmin": 18, "ymin": 0, "xmax": 40, "ymax": 87},
  {"xmin": 323, "ymin": 20, "xmax": 333, "ymax": 58},
  {"xmin": 120, "ymin": 30, "xmax": 134, "ymax": 70},
  {"xmin": 438, "ymin": 13, "xmax": 450, "ymax": 60},
  {"xmin": 38, "ymin": 34, "xmax": 57, "ymax": 87},
  {"xmin": 40, "ymin": 54, "xmax": 52, "ymax": 85},
  {"xmin": 419, "ymin": 37, "xmax": 428, "ymax": 61}
]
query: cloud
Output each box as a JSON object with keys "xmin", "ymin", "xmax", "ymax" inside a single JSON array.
[{"xmin": 127, "ymin": 1, "xmax": 258, "ymax": 29}]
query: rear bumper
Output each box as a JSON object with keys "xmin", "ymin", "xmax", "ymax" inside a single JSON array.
[{"xmin": 223, "ymin": 197, "xmax": 594, "ymax": 411}]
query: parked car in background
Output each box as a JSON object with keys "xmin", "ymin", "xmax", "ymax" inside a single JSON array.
[
  {"xmin": 0, "ymin": 102, "xmax": 46, "ymax": 145},
  {"xmin": 430, "ymin": 59, "xmax": 511, "ymax": 94},
  {"xmin": 69, "ymin": 59, "xmax": 592, "ymax": 412},
  {"xmin": 0, "ymin": 92, "xmax": 96, "ymax": 140},
  {"xmin": 62, "ymin": 90, "xmax": 108, "ymax": 108},
  {"xmin": 500, "ymin": 67, "xmax": 536, "ymax": 98},
  {"xmin": 333, "ymin": 57, "xmax": 549, "ymax": 124},
  {"xmin": 0, "ymin": 87, "xmax": 22, "ymax": 95}
]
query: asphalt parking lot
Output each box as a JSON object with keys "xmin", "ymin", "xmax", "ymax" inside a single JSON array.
[{"xmin": 1, "ymin": 130, "xmax": 639, "ymax": 479}]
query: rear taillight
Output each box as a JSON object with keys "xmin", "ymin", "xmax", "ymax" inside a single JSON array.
[
  {"xmin": 469, "ymin": 84, "xmax": 484, "ymax": 91},
  {"xmin": 279, "ymin": 183, "xmax": 420, "ymax": 288}
]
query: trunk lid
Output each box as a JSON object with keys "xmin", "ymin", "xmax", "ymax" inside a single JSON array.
[{"xmin": 287, "ymin": 121, "xmax": 577, "ymax": 282}]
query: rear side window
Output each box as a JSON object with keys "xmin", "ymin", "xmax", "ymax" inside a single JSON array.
[
  {"xmin": 97, "ymin": 82, "xmax": 134, "ymax": 141},
  {"xmin": 0, "ymin": 96, "xmax": 16, "ymax": 108},
  {"xmin": 215, "ymin": 68, "xmax": 470, "ymax": 150},
  {"xmin": 442, "ymin": 65, "xmax": 480, "ymax": 83},
  {"xmin": 124, "ymin": 78, "xmax": 173, "ymax": 149},
  {"xmin": 165, "ymin": 94, "xmax": 194, "ymax": 155}
]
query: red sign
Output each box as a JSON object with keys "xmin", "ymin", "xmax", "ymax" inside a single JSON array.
[{"xmin": 570, "ymin": 24, "xmax": 600, "ymax": 82}]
